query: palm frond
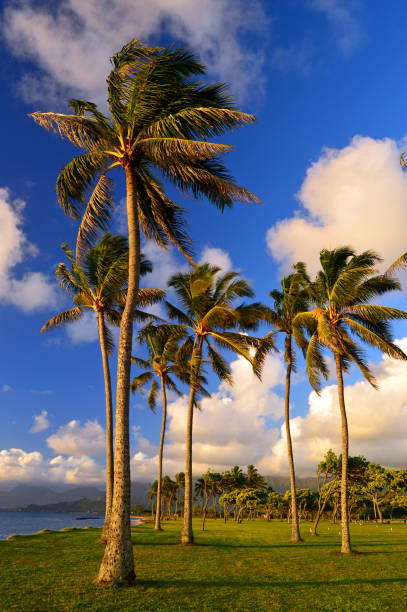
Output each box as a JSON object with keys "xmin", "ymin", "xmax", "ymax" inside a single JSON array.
[{"xmin": 41, "ymin": 307, "xmax": 83, "ymax": 333}]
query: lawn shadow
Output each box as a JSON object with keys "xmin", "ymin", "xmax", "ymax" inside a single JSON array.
[{"xmin": 136, "ymin": 576, "xmax": 407, "ymax": 590}]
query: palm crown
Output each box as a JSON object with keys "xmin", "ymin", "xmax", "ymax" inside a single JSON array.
[
  {"xmin": 294, "ymin": 247, "xmax": 407, "ymax": 390},
  {"xmin": 30, "ymin": 41, "xmax": 259, "ymax": 261},
  {"xmin": 166, "ymin": 263, "xmax": 271, "ymax": 383},
  {"xmin": 42, "ymin": 233, "xmax": 164, "ymax": 345}
]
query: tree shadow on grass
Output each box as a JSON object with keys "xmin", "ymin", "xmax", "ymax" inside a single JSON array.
[{"xmin": 135, "ymin": 576, "xmax": 407, "ymax": 590}]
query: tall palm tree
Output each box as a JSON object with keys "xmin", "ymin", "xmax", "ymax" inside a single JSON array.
[
  {"xmin": 147, "ymin": 480, "xmax": 158, "ymax": 519},
  {"xmin": 294, "ymin": 247, "xmax": 407, "ymax": 553},
  {"xmin": 166, "ymin": 263, "xmax": 271, "ymax": 544},
  {"xmin": 41, "ymin": 234, "xmax": 162, "ymax": 541},
  {"xmin": 31, "ymin": 40, "xmax": 259, "ymax": 584},
  {"xmin": 130, "ymin": 326, "xmax": 185, "ymax": 531},
  {"xmin": 262, "ymin": 268, "xmax": 312, "ymax": 542}
]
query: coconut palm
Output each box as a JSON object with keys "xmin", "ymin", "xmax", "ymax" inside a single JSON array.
[
  {"xmin": 294, "ymin": 247, "xmax": 407, "ymax": 553},
  {"xmin": 130, "ymin": 326, "xmax": 185, "ymax": 531},
  {"xmin": 41, "ymin": 234, "xmax": 163, "ymax": 541},
  {"xmin": 31, "ymin": 40, "xmax": 259, "ymax": 584},
  {"xmin": 262, "ymin": 268, "xmax": 312, "ymax": 542},
  {"xmin": 246, "ymin": 465, "xmax": 266, "ymax": 491},
  {"xmin": 166, "ymin": 263, "xmax": 271, "ymax": 544},
  {"xmin": 147, "ymin": 480, "xmax": 158, "ymax": 519},
  {"xmin": 174, "ymin": 472, "xmax": 185, "ymax": 517}
]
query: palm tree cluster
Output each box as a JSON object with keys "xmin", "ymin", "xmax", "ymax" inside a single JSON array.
[{"xmin": 30, "ymin": 37, "xmax": 407, "ymax": 587}]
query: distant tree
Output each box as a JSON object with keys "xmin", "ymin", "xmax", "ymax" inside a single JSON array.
[{"xmin": 131, "ymin": 325, "xmax": 185, "ymax": 531}]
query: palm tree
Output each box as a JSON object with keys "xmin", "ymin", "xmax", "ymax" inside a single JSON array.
[
  {"xmin": 294, "ymin": 247, "xmax": 407, "ymax": 553},
  {"xmin": 31, "ymin": 40, "xmax": 259, "ymax": 584},
  {"xmin": 41, "ymin": 234, "xmax": 162, "ymax": 541},
  {"xmin": 174, "ymin": 472, "xmax": 185, "ymax": 517},
  {"xmin": 262, "ymin": 268, "xmax": 312, "ymax": 542},
  {"xmin": 166, "ymin": 263, "xmax": 270, "ymax": 544},
  {"xmin": 147, "ymin": 480, "xmax": 158, "ymax": 519},
  {"xmin": 130, "ymin": 326, "xmax": 185, "ymax": 531},
  {"xmin": 246, "ymin": 465, "xmax": 266, "ymax": 490},
  {"xmin": 195, "ymin": 471, "xmax": 210, "ymax": 530}
]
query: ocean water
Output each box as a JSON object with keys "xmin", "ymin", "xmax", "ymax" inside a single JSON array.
[{"xmin": 0, "ymin": 511, "xmax": 105, "ymax": 540}]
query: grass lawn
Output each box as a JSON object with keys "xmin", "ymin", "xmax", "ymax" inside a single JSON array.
[{"xmin": 1, "ymin": 519, "xmax": 407, "ymax": 611}]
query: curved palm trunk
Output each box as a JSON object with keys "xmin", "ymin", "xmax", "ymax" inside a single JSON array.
[
  {"xmin": 334, "ymin": 352, "xmax": 352, "ymax": 554},
  {"xmin": 284, "ymin": 335, "xmax": 302, "ymax": 543},
  {"xmin": 97, "ymin": 311, "xmax": 114, "ymax": 544},
  {"xmin": 98, "ymin": 165, "xmax": 140, "ymax": 585},
  {"xmin": 155, "ymin": 375, "xmax": 168, "ymax": 531},
  {"xmin": 181, "ymin": 337, "xmax": 203, "ymax": 545},
  {"xmin": 202, "ymin": 491, "xmax": 209, "ymax": 531}
]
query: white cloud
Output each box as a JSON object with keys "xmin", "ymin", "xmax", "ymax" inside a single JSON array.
[
  {"xmin": 29, "ymin": 410, "xmax": 50, "ymax": 433},
  {"xmin": 200, "ymin": 246, "xmax": 232, "ymax": 272},
  {"xmin": 142, "ymin": 241, "xmax": 189, "ymax": 290},
  {"xmin": 131, "ymin": 337, "xmax": 407, "ymax": 480},
  {"xmin": 309, "ymin": 0, "xmax": 364, "ymax": 56},
  {"xmin": 0, "ymin": 187, "xmax": 58, "ymax": 312},
  {"xmin": 47, "ymin": 419, "xmax": 105, "ymax": 457},
  {"xmin": 131, "ymin": 352, "xmax": 285, "ymax": 479},
  {"xmin": 267, "ymin": 135, "xmax": 407, "ymax": 275},
  {"xmin": 2, "ymin": 385, "xmax": 12, "ymax": 392},
  {"xmin": 264, "ymin": 338, "xmax": 407, "ymax": 475},
  {"xmin": 3, "ymin": 0, "xmax": 267, "ymax": 106},
  {"xmin": 66, "ymin": 310, "xmax": 98, "ymax": 344},
  {"xmin": 0, "ymin": 448, "xmax": 104, "ymax": 484}
]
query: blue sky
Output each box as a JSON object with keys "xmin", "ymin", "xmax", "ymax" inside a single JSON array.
[{"xmin": 2, "ymin": 0, "xmax": 407, "ymax": 485}]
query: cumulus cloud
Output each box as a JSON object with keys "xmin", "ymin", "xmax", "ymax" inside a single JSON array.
[
  {"xmin": 131, "ymin": 337, "xmax": 407, "ymax": 479},
  {"xmin": 309, "ymin": 0, "xmax": 364, "ymax": 56},
  {"xmin": 47, "ymin": 419, "xmax": 105, "ymax": 457},
  {"xmin": 267, "ymin": 135, "xmax": 407, "ymax": 275},
  {"xmin": 200, "ymin": 246, "xmax": 232, "ymax": 272},
  {"xmin": 264, "ymin": 338, "xmax": 407, "ymax": 475},
  {"xmin": 29, "ymin": 410, "xmax": 50, "ymax": 433},
  {"xmin": 131, "ymin": 353, "xmax": 285, "ymax": 479},
  {"xmin": 0, "ymin": 187, "xmax": 58, "ymax": 312},
  {"xmin": 3, "ymin": 0, "xmax": 267, "ymax": 106},
  {"xmin": 0, "ymin": 448, "xmax": 104, "ymax": 484},
  {"xmin": 66, "ymin": 310, "xmax": 99, "ymax": 344}
]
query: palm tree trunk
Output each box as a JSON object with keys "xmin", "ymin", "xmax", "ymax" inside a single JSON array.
[
  {"xmin": 97, "ymin": 311, "xmax": 114, "ymax": 544},
  {"xmin": 202, "ymin": 492, "xmax": 209, "ymax": 531},
  {"xmin": 181, "ymin": 337, "xmax": 203, "ymax": 545},
  {"xmin": 284, "ymin": 334, "xmax": 302, "ymax": 543},
  {"xmin": 98, "ymin": 165, "xmax": 140, "ymax": 585},
  {"xmin": 155, "ymin": 376, "xmax": 167, "ymax": 531},
  {"xmin": 334, "ymin": 351, "xmax": 352, "ymax": 554}
]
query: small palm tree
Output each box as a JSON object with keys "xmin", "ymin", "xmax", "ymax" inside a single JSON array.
[
  {"xmin": 147, "ymin": 480, "xmax": 158, "ymax": 519},
  {"xmin": 130, "ymin": 326, "xmax": 184, "ymax": 531},
  {"xmin": 166, "ymin": 263, "xmax": 271, "ymax": 544},
  {"xmin": 174, "ymin": 472, "xmax": 185, "ymax": 517},
  {"xmin": 41, "ymin": 234, "xmax": 163, "ymax": 541},
  {"xmin": 294, "ymin": 247, "xmax": 407, "ymax": 553},
  {"xmin": 31, "ymin": 40, "xmax": 259, "ymax": 584},
  {"xmin": 262, "ymin": 267, "xmax": 312, "ymax": 542},
  {"xmin": 246, "ymin": 465, "xmax": 266, "ymax": 490}
]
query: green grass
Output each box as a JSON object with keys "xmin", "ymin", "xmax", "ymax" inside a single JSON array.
[{"xmin": 1, "ymin": 519, "xmax": 407, "ymax": 611}]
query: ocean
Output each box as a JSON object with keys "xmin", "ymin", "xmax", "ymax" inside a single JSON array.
[{"xmin": 0, "ymin": 510, "xmax": 105, "ymax": 540}]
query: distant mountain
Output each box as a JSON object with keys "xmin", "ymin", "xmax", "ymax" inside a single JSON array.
[
  {"xmin": 0, "ymin": 485, "xmax": 105, "ymax": 508},
  {"xmin": 21, "ymin": 498, "xmax": 106, "ymax": 514},
  {"xmin": 265, "ymin": 476, "xmax": 318, "ymax": 493},
  {"xmin": 0, "ymin": 476, "xmax": 318, "ymax": 509}
]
